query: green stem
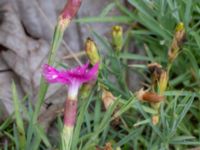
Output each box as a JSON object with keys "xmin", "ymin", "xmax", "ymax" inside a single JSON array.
[
  {"xmin": 31, "ymin": 0, "xmax": 82, "ymax": 147},
  {"xmin": 61, "ymin": 126, "xmax": 74, "ymax": 150},
  {"xmin": 167, "ymin": 63, "xmax": 172, "ymax": 75},
  {"xmin": 33, "ymin": 20, "xmax": 66, "ymax": 123},
  {"xmin": 47, "ymin": 23, "xmax": 65, "ymax": 65},
  {"xmin": 32, "ymin": 79, "xmax": 48, "ymax": 123}
]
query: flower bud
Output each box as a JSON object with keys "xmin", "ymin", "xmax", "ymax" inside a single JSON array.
[
  {"xmin": 48, "ymin": 0, "xmax": 82, "ymax": 65},
  {"xmin": 85, "ymin": 38, "xmax": 100, "ymax": 65},
  {"xmin": 136, "ymin": 88, "xmax": 164, "ymax": 103},
  {"xmin": 112, "ymin": 25, "xmax": 123, "ymax": 53},
  {"xmin": 60, "ymin": 0, "xmax": 82, "ymax": 21},
  {"xmin": 168, "ymin": 22, "xmax": 186, "ymax": 62}
]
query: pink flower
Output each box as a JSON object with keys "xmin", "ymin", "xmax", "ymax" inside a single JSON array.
[{"xmin": 42, "ymin": 62, "xmax": 99, "ymax": 99}]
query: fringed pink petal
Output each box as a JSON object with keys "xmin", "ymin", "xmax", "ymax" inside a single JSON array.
[
  {"xmin": 81, "ymin": 62, "xmax": 99, "ymax": 83},
  {"xmin": 67, "ymin": 62, "xmax": 89, "ymax": 75},
  {"xmin": 42, "ymin": 64, "xmax": 70, "ymax": 84},
  {"xmin": 42, "ymin": 62, "xmax": 99, "ymax": 86},
  {"xmin": 77, "ymin": 62, "xmax": 89, "ymax": 74}
]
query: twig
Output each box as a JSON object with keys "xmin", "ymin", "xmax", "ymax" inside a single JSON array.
[{"xmin": 62, "ymin": 51, "xmax": 85, "ymax": 60}]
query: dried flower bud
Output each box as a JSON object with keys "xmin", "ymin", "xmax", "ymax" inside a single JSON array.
[
  {"xmin": 104, "ymin": 142, "xmax": 113, "ymax": 150},
  {"xmin": 95, "ymin": 142, "xmax": 117, "ymax": 150},
  {"xmin": 158, "ymin": 70, "xmax": 168, "ymax": 94},
  {"xmin": 111, "ymin": 113, "xmax": 121, "ymax": 127},
  {"xmin": 168, "ymin": 22, "xmax": 186, "ymax": 62},
  {"xmin": 112, "ymin": 25, "xmax": 123, "ymax": 53},
  {"xmin": 148, "ymin": 62, "xmax": 163, "ymax": 82},
  {"xmin": 136, "ymin": 88, "xmax": 164, "ymax": 103},
  {"xmin": 152, "ymin": 115, "xmax": 159, "ymax": 125},
  {"xmin": 102, "ymin": 90, "xmax": 115, "ymax": 109},
  {"xmin": 85, "ymin": 38, "xmax": 100, "ymax": 65},
  {"xmin": 101, "ymin": 90, "xmax": 121, "ymax": 126}
]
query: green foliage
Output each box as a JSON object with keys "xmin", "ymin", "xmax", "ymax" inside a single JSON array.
[{"xmin": 11, "ymin": 82, "xmax": 26, "ymax": 149}]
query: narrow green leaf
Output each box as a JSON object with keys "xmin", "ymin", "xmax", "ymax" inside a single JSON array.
[
  {"xmin": 100, "ymin": 2, "xmax": 116, "ymax": 17},
  {"xmin": 119, "ymin": 52, "xmax": 151, "ymax": 61},
  {"xmin": 12, "ymin": 81, "xmax": 26, "ymax": 149},
  {"xmin": 75, "ymin": 16, "xmax": 132, "ymax": 23},
  {"xmin": 35, "ymin": 125, "xmax": 51, "ymax": 148}
]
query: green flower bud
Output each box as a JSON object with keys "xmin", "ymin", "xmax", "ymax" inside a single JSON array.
[
  {"xmin": 168, "ymin": 22, "xmax": 185, "ymax": 62},
  {"xmin": 112, "ymin": 25, "xmax": 123, "ymax": 53},
  {"xmin": 85, "ymin": 38, "xmax": 100, "ymax": 65}
]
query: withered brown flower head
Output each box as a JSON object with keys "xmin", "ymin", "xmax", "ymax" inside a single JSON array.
[
  {"xmin": 148, "ymin": 62, "xmax": 163, "ymax": 82},
  {"xmin": 152, "ymin": 115, "xmax": 159, "ymax": 125},
  {"xmin": 104, "ymin": 142, "xmax": 113, "ymax": 150},
  {"xmin": 136, "ymin": 88, "xmax": 165, "ymax": 103},
  {"xmin": 102, "ymin": 90, "xmax": 116, "ymax": 109}
]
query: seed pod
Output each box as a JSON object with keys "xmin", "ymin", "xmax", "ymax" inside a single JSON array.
[{"xmin": 136, "ymin": 88, "xmax": 164, "ymax": 103}]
